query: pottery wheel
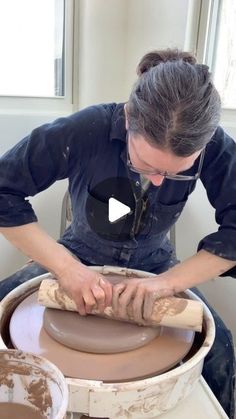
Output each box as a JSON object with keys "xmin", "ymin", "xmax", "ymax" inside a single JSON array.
[{"xmin": 9, "ymin": 292, "xmax": 195, "ymax": 382}]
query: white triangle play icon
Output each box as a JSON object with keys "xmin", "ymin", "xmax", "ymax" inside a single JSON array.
[{"xmin": 108, "ymin": 198, "xmax": 131, "ymax": 223}]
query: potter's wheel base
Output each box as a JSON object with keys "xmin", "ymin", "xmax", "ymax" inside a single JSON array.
[{"xmin": 9, "ymin": 291, "xmax": 195, "ymax": 382}]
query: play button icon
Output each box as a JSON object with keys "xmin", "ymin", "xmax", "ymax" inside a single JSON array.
[
  {"xmin": 86, "ymin": 177, "xmax": 149, "ymax": 241},
  {"xmin": 108, "ymin": 198, "xmax": 131, "ymax": 223}
]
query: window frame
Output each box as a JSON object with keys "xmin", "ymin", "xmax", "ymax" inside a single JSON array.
[
  {"xmin": 0, "ymin": 0, "xmax": 76, "ymax": 114},
  {"xmin": 196, "ymin": 0, "xmax": 236, "ymax": 123}
]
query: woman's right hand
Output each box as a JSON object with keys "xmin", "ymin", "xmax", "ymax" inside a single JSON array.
[
  {"xmin": 56, "ymin": 259, "xmax": 112, "ymax": 316},
  {"xmin": 0, "ymin": 224, "xmax": 112, "ymax": 316}
]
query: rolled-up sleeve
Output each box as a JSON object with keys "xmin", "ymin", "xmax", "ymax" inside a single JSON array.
[
  {"xmin": 198, "ymin": 127, "xmax": 236, "ymax": 277},
  {"xmin": 0, "ymin": 117, "xmax": 74, "ymax": 227}
]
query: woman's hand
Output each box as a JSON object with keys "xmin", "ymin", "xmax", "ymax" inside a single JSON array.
[
  {"xmin": 112, "ymin": 275, "xmax": 174, "ymax": 323},
  {"xmin": 56, "ymin": 259, "xmax": 112, "ymax": 316}
]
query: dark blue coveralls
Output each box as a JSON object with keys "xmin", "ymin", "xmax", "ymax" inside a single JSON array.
[{"xmin": 0, "ymin": 103, "xmax": 235, "ymax": 417}]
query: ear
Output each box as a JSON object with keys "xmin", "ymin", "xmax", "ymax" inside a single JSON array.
[{"xmin": 124, "ymin": 103, "xmax": 129, "ymax": 130}]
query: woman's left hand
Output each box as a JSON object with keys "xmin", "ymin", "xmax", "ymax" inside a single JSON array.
[{"xmin": 112, "ymin": 275, "xmax": 174, "ymax": 324}]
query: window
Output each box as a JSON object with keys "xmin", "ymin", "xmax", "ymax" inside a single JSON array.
[
  {"xmin": 212, "ymin": 0, "xmax": 236, "ymax": 109},
  {"xmin": 197, "ymin": 0, "xmax": 236, "ymax": 110},
  {"xmin": 0, "ymin": 0, "xmax": 65, "ymax": 98}
]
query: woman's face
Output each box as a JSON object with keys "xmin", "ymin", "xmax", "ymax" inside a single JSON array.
[{"xmin": 127, "ymin": 133, "xmax": 202, "ymax": 187}]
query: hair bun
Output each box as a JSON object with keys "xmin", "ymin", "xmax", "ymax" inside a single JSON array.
[{"xmin": 137, "ymin": 48, "xmax": 197, "ymax": 76}]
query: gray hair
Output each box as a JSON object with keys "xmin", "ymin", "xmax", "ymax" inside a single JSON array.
[{"xmin": 126, "ymin": 49, "xmax": 221, "ymax": 156}]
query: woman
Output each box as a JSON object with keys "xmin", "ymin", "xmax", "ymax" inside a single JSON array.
[{"xmin": 0, "ymin": 49, "xmax": 235, "ymax": 417}]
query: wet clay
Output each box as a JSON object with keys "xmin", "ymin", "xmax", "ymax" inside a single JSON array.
[
  {"xmin": 0, "ymin": 402, "xmax": 44, "ymax": 419},
  {"xmin": 43, "ymin": 273, "xmax": 160, "ymax": 353},
  {"xmin": 9, "ymin": 291, "xmax": 195, "ymax": 381},
  {"xmin": 43, "ymin": 309, "xmax": 160, "ymax": 353}
]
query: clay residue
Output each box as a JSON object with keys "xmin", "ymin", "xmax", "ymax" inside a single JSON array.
[
  {"xmin": 0, "ymin": 351, "xmax": 52, "ymax": 415},
  {"xmin": 0, "ymin": 362, "xmax": 14, "ymax": 389},
  {"xmin": 151, "ymin": 298, "xmax": 188, "ymax": 323},
  {"xmin": 27, "ymin": 377, "xmax": 52, "ymax": 414},
  {"xmin": 0, "ymin": 356, "xmax": 33, "ymax": 389},
  {"xmin": 103, "ymin": 274, "xmax": 188, "ymax": 325},
  {"xmin": 53, "ymin": 285, "xmax": 68, "ymax": 310}
]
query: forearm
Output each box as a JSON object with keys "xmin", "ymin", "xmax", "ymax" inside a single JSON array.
[
  {"xmin": 0, "ymin": 222, "xmax": 80, "ymax": 276},
  {"xmin": 165, "ymin": 249, "xmax": 236, "ymax": 293},
  {"xmin": 0, "ymin": 223, "xmax": 113, "ymax": 314}
]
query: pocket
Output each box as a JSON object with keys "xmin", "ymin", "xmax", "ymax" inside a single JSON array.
[{"xmin": 150, "ymin": 200, "xmax": 187, "ymax": 235}]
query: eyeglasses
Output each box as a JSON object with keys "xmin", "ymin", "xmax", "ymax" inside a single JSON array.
[{"xmin": 127, "ymin": 139, "xmax": 205, "ymax": 181}]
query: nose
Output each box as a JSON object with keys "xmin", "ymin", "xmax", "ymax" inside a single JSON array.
[{"xmin": 145, "ymin": 174, "xmax": 165, "ymax": 186}]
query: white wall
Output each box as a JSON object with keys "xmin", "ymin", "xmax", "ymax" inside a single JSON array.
[
  {"xmin": 78, "ymin": 0, "xmax": 128, "ymax": 108},
  {"xmin": 78, "ymin": 0, "xmax": 195, "ymax": 108},
  {"xmin": 124, "ymin": 0, "xmax": 191, "ymax": 94}
]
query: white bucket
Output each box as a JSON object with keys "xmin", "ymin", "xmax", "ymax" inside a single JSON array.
[{"xmin": 0, "ymin": 349, "xmax": 68, "ymax": 418}]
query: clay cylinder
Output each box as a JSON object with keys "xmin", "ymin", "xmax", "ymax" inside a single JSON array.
[{"xmin": 38, "ymin": 279, "xmax": 203, "ymax": 332}]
